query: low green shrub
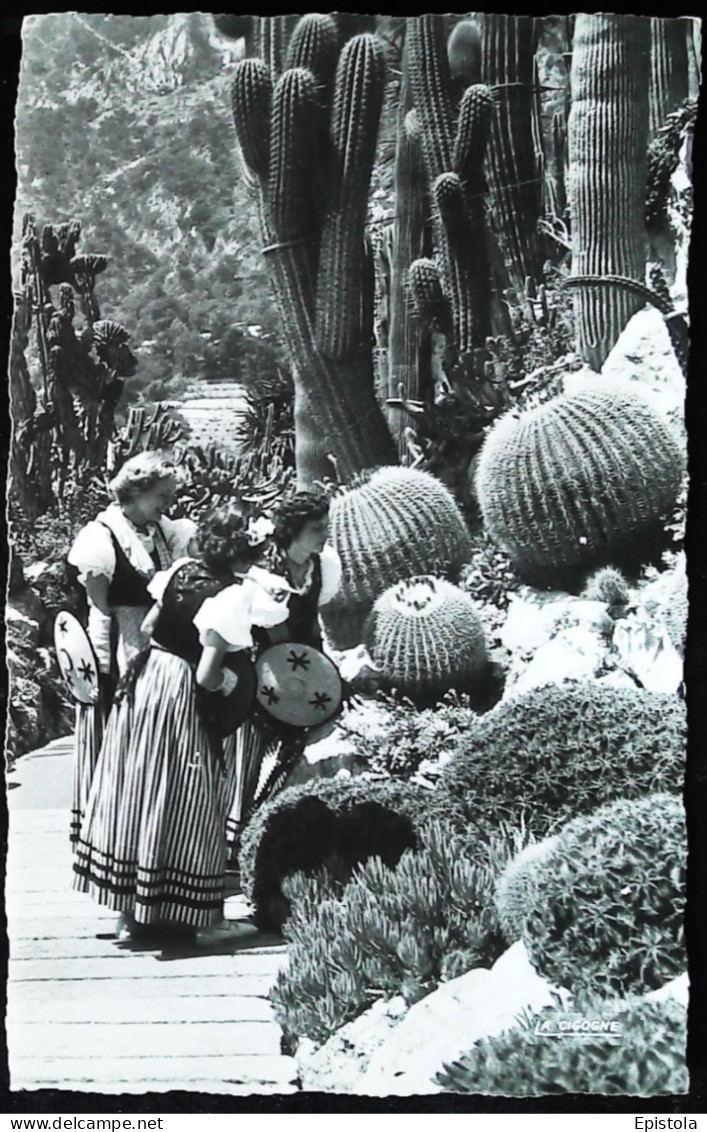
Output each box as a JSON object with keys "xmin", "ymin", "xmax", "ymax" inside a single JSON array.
[
  {"xmin": 524, "ymin": 794, "xmax": 686, "ymax": 998},
  {"xmin": 437, "ymin": 996, "xmax": 687, "ymax": 1095},
  {"xmin": 270, "ymin": 819, "xmax": 512, "ymax": 1048},
  {"xmin": 341, "ymin": 692, "xmax": 477, "ymax": 781},
  {"xmin": 239, "ymin": 777, "xmax": 431, "ymax": 933},
  {"xmin": 436, "ymin": 682, "xmax": 685, "ymax": 839}
]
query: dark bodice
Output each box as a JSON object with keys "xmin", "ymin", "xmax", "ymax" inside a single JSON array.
[
  {"xmin": 151, "ymin": 560, "xmax": 235, "ymax": 665},
  {"xmin": 285, "ymin": 553, "xmax": 323, "ymax": 649},
  {"xmin": 98, "ymin": 520, "xmax": 168, "ymax": 608}
]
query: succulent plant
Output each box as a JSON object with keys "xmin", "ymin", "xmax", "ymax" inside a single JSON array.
[
  {"xmin": 475, "ymin": 380, "xmax": 685, "ymax": 586},
  {"xmin": 649, "ymin": 18, "xmax": 689, "ymax": 135},
  {"xmin": 364, "ymin": 575, "xmax": 487, "ymax": 705},
  {"xmin": 524, "ymin": 793, "xmax": 686, "ymax": 998},
  {"xmin": 567, "ymin": 15, "xmax": 652, "ymax": 370},
  {"xmin": 494, "ymin": 834, "xmax": 561, "ymax": 944},
  {"xmin": 323, "ymin": 466, "xmax": 473, "ymax": 649}
]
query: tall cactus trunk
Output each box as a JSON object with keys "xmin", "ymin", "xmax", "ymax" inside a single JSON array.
[
  {"xmin": 386, "ymin": 40, "xmax": 432, "ymax": 459},
  {"xmin": 649, "ymin": 18, "xmax": 689, "ymax": 135},
  {"xmin": 567, "ymin": 14, "xmax": 651, "ymax": 372},
  {"xmin": 535, "ymin": 16, "xmax": 573, "ymax": 245},
  {"xmin": 230, "ymin": 21, "xmax": 397, "ymax": 487},
  {"xmin": 479, "ymin": 14, "xmax": 544, "ymax": 298}
]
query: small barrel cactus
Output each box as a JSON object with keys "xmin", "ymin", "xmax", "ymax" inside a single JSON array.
[
  {"xmin": 494, "ymin": 834, "xmax": 561, "ymax": 944},
  {"xmin": 323, "ymin": 466, "xmax": 473, "ymax": 649},
  {"xmin": 364, "ymin": 575, "xmax": 487, "ymax": 705},
  {"xmin": 475, "ymin": 381, "xmax": 685, "ymax": 586}
]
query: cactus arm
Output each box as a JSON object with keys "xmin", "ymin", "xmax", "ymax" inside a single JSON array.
[
  {"xmin": 230, "ymin": 58, "xmax": 273, "ymax": 182},
  {"xmin": 649, "ymin": 18, "xmax": 689, "ymax": 135},
  {"xmin": 315, "ymin": 34, "xmax": 387, "ymax": 358},
  {"xmin": 568, "ymin": 14, "xmax": 652, "ymax": 371},
  {"xmin": 406, "ymin": 15, "xmax": 456, "ymax": 183}
]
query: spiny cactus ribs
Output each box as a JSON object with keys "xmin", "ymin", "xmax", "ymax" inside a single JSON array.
[
  {"xmin": 475, "ymin": 380, "xmax": 685, "ymax": 585},
  {"xmin": 323, "ymin": 466, "xmax": 473, "ymax": 649},
  {"xmin": 568, "ymin": 15, "xmax": 652, "ymax": 370},
  {"xmin": 365, "ymin": 575, "xmax": 487, "ymax": 704},
  {"xmin": 407, "ymin": 16, "xmax": 494, "ymax": 394},
  {"xmin": 229, "ymin": 17, "xmax": 396, "ymax": 485}
]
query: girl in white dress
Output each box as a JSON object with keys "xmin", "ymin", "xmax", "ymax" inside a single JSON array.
[
  {"xmin": 72, "ymin": 501, "xmax": 289, "ymax": 944},
  {"xmin": 66, "ymin": 452, "xmax": 195, "ymax": 846}
]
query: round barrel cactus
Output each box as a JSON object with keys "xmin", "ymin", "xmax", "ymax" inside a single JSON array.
[
  {"xmin": 475, "ymin": 381, "xmax": 685, "ymax": 586},
  {"xmin": 364, "ymin": 575, "xmax": 487, "ymax": 705},
  {"xmin": 324, "ymin": 467, "xmax": 473, "ymax": 649}
]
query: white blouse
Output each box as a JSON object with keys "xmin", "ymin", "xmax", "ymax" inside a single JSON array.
[
  {"xmin": 192, "ymin": 568, "xmax": 292, "ymax": 652},
  {"xmin": 287, "ymin": 543, "xmax": 343, "ymax": 606},
  {"xmin": 68, "ymin": 504, "xmax": 196, "ymax": 587}
]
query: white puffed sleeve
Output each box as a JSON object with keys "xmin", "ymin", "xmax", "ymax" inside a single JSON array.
[
  {"xmin": 147, "ymin": 557, "xmax": 194, "ymax": 603},
  {"xmin": 160, "ymin": 516, "xmax": 198, "ymax": 559},
  {"xmin": 67, "ymin": 521, "xmax": 116, "ymax": 586},
  {"xmin": 245, "ymin": 575, "xmax": 292, "ymax": 629},
  {"xmin": 192, "ymin": 584, "xmax": 255, "ymax": 652},
  {"xmin": 318, "ymin": 543, "xmax": 343, "ymax": 607}
]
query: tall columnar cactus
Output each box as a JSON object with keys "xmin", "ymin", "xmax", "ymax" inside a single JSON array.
[
  {"xmin": 323, "ymin": 466, "xmax": 473, "ymax": 649},
  {"xmin": 406, "ymin": 15, "xmax": 495, "ymax": 398},
  {"xmin": 384, "ymin": 33, "xmax": 433, "ymax": 460},
  {"xmin": 567, "ymin": 15, "xmax": 651, "ymax": 371},
  {"xmin": 364, "ymin": 575, "xmax": 487, "ymax": 705},
  {"xmin": 477, "ymin": 14, "xmax": 544, "ymax": 297},
  {"xmin": 229, "ymin": 17, "xmax": 397, "ymax": 485},
  {"xmin": 475, "ymin": 380, "xmax": 685, "ymax": 585},
  {"xmin": 649, "ymin": 18, "xmax": 689, "ymax": 135}
]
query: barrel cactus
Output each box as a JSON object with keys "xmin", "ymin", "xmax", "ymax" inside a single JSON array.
[
  {"xmin": 323, "ymin": 466, "xmax": 473, "ymax": 649},
  {"xmin": 475, "ymin": 381, "xmax": 685, "ymax": 586},
  {"xmin": 364, "ymin": 575, "xmax": 487, "ymax": 705}
]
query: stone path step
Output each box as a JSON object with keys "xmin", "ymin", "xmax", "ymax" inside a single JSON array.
[{"xmin": 7, "ymin": 744, "xmax": 297, "ymax": 1095}]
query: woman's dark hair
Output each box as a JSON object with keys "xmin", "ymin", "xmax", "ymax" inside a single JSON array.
[
  {"xmin": 273, "ymin": 490, "xmax": 330, "ymax": 550},
  {"xmin": 198, "ymin": 500, "xmax": 262, "ymax": 571}
]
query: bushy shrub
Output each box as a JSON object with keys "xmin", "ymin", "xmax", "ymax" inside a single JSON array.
[
  {"xmin": 270, "ymin": 819, "xmax": 511, "ymax": 1048},
  {"xmin": 341, "ymin": 692, "xmax": 477, "ymax": 781},
  {"xmin": 437, "ymin": 997, "xmax": 687, "ymax": 1095},
  {"xmin": 437, "ymin": 682, "xmax": 685, "ymax": 840},
  {"xmin": 239, "ymin": 777, "xmax": 431, "ymax": 932},
  {"xmin": 523, "ymin": 794, "xmax": 686, "ymax": 998}
]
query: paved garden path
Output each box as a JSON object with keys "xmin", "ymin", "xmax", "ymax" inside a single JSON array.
[{"xmin": 6, "ymin": 736, "xmax": 299, "ymax": 1096}]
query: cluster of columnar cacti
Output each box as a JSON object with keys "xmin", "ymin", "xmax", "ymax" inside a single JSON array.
[
  {"xmin": 228, "ymin": 15, "xmax": 397, "ymax": 485},
  {"xmin": 364, "ymin": 575, "xmax": 487, "ymax": 705},
  {"xmin": 323, "ymin": 466, "xmax": 473, "ymax": 649},
  {"xmin": 567, "ymin": 15, "xmax": 651, "ymax": 371},
  {"xmin": 475, "ymin": 381, "xmax": 685, "ymax": 585},
  {"xmin": 11, "ymin": 214, "xmax": 135, "ymax": 518},
  {"xmin": 405, "ymin": 15, "xmax": 495, "ymax": 398}
]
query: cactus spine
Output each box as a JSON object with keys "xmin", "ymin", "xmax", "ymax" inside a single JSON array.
[
  {"xmin": 475, "ymin": 381, "xmax": 685, "ymax": 584},
  {"xmin": 478, "ymin": 14, "xmax": 544, "ymax": 297},
  {"xmin": 323, "ymin": 466, "xmax": 473, "ymax": 649},
  {"xmin": 407, "ymin": 15, "xmax": 495, "ymax": 397},
  {"xmin": 567, "ymin": 15, "xmax": 651, "ymax": 371},
  {"xmin": 364, "ymin": 575, "xmax": 487, "ymax": 704},
  {"xmin": 229, "ymin": 18, "xmax": 397, "ymax": 485}
]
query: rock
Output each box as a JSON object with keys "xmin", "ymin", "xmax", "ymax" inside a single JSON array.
[
  {"xmin": 501, "ymin": 595, "xmax": 612, "ymax": 655},
  {"xmin": 566, "ymin": 311, "xmax": 686, "ymax": 431},
  {"xmin": 360, "ymin": 942, "xmax": 565, "ymax": 1096},
  {"xmin": 641, "ymin": 971, "xmax": 688, "ymax": 1008},
  {"xmin": 282, "ymin": 726, "xmax": 368, "ymax": 790},
  {"xmin": 296, "ymin": 996, "xmax": 407, "ymax": 1094},
  {"xmin": 504, "ymin": 626, "xmax": 606, "ymax": 699},
  {"xmin": 593, "ymin": 669, "xmax": 641, "ymax": 691},
  {"xmin": 612, "ymin": 611, "xmax": 683, "ymax": 694}
]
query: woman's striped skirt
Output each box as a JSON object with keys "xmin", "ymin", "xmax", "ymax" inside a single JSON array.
[
  {"xmin": 71, "ymin": 688, "xmax": 111, "ymax": 848},
  {"xmin": 72, "ymin": 650, "xmax": 229, "ymax": 929}
]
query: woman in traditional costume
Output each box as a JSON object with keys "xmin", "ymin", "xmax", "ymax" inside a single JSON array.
[
  {"xmin": 224, "ymin": 489, "xmax": 343, "ymax": 858},
  {"xmin": 72, "ymin": 500, "xmax": 289, "ymax": 944},
  {"xmin": 66, "ymin": 452, "xmax": 195, "ymax": 847}
]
